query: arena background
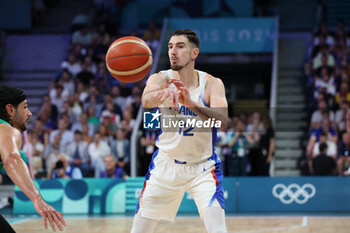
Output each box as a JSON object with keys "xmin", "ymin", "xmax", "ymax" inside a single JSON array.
[{"xmin": 1, "ymin": 0, "xmax": 350, "ymax": 232}]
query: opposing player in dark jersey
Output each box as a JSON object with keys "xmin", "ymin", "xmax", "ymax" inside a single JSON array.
[{"xmin": 0, "ymin": 85, "xmax": 66, "ymax": 232}]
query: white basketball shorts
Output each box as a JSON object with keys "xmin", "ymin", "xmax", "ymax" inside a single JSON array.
[{"xmin": 135, "ymin": 149, "xmax": 225, "ymax": 222}]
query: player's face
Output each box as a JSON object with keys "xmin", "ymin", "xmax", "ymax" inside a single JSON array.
[
  {"xmin": 12, "ymin": 100, "xmax": 32, "ymax": 131},
  {"xmin": 168, "ymin": 35, "xmax": 192, "ymax": 71}
]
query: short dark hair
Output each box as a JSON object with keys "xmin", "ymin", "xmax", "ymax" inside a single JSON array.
[
  {"xmin": 169, "ymin": 29, "xmax": 200, "ymax": 48},
  {"xmin": 0, "ymin": 85, "xmax": 27, "ymax": 124},
  {"xmin": 319, "ymin": 142, "xmax": 328, "ymax": 153},
  {"xmin": 74, "ymin": 130, "xmax": 83, "ymax": 135}
]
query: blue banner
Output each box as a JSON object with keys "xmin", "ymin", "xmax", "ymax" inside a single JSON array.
[
  {"xmin": 167, "ymin": 18, "xmax": 276, "ymax": 53},
  {"xmin": 238, "ymin": 177, "xmax": 350, "ymax": 212},
  {"xmin": 13, "ymin": 177, "xmax": 350, "ymax": 214},
  {"xmin": 13, "ymin": 178, "xmax": 126, "ymax": 214}
]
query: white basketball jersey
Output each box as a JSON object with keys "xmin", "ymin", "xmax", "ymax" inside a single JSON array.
[{"xmin": 155, "ymin": 69, "xmax": 217, "ymax": 163}]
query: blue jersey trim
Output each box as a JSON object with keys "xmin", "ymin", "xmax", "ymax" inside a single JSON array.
[
  {"xmin": 200, "ymin": 95, "xmax": 209, "ymax": 107},
  {"xmin": 136, "ymin": 149, "xmax": 159, "ymax": 214},
  {"xmin": 208, "ymin": 153, "xmax": 225, "ymax": 210}
]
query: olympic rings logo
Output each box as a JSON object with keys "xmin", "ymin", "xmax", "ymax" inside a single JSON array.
[{"xmin": 272, "ymin": 183, "xmax": 316, "ymax": 204}]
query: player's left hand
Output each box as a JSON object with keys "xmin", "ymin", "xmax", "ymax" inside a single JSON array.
[
  {"xmin": 33, "ymin": 196, "xmax": 67, "ymax": 232},
  {"xmin": 170, "ymin": 79, "xmax": 194, "ymax": 107}
]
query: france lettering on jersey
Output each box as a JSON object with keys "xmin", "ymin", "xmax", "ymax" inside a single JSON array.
[{"xmin": 155, "ymin": 69, "xmax": 217, "ymax": 163}]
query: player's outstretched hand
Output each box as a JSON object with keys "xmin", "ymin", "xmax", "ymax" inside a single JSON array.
[
  {"xmin": 154, "ymin": 87, "xmax": 179, "ymax": 107},
  {"xmin": 169, "ymin": 79, "xmax": 194, "ymax": 107},
  {"xmin": 33, "ymin": 196, "xmax": 66, "ymax": 232}
]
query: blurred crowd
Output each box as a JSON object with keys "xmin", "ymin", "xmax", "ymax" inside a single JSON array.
[
  {"xmin": 216, "ymin": 112, "xmax": 275, "ymax": 177},
  {"xmin": 1, "ymin": 1, "xmax": 278, "ymax": 182},
  {"xmin": 304, "ymin": 19, "xmax": 350, "ymax": 176},
  {"xmin": 0, "ymin": 0, "xmax": 161, "ymax": 183}
]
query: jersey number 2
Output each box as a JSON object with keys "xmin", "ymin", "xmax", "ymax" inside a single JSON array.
[{"xmin": 179, "ymin": 127, "xmax": 194, "ymax": 136}]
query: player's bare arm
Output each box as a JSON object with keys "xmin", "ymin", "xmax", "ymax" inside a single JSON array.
[
  {"xmin": 142, "ymin": 72, "xmax": 178, "ymax": 108},
  {"xmin": 170, "ymin": 76, "xmax": 228, "ymax": 128},
  {"xmin": 0, "ymin": 125, "xmax": 66, "ymax": 232}
]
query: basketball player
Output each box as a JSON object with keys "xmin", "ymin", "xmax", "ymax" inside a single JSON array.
[
  {"xmin": 0, "ymin": 86, "xmax": 66, "ymax": 232},
  {"xmin": 130, "ymin": 29, "xmax": 228, "ymax": 233}
]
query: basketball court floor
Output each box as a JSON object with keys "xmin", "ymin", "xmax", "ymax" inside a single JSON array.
[{"xmin": 9, "ymin": 214, "xmax": 350, "ymax": 233}]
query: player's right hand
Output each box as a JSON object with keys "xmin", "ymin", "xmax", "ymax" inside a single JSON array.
[
  {"xmin": 33, "ymin": 196, "xmax": 67, "ymax": 232},
  {"xmin": 154, "ymin": 88, "xmax": 179, "ymax": 108}
]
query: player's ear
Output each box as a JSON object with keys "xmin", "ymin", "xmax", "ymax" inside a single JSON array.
[
  {"xmin": 191, "ymin": 48, "xmax": 199, "ymax": 60},
  {"xmin": 5, "ymin": 104, "xmax": 14, "ymax": 116}
]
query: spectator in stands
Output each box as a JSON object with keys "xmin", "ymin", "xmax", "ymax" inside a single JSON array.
[
  {"xmin": 83, "ymin": 56, "xmax": 97, "ymax": 75},
  {"xmin": 50, "ymin": 84, "xmax": 68, "ymax": 113},
  {"xmin": 97, "ymin": 76, "xmax": 109, "ymax": 95},
  {"xmin": 87, "ymin": 105, "xmax": 100, "ymax": 130},
  {"xmin": 82, "ymin": 125, "xmax": 93, "ymax": 145},
  {"xmin": 312, "ymin": 132, "xmax": 337, "ymax": 159},
  {"xmin": 246, "ymin": 112, "xmax": 264, "ymax": 134},
  {"xmin": 72, "ymin": 25, "xmax": 93, "ymax": 46},
  {"xmin": 307, "ymin": 117, "xmax": 337, "ymax": 158},
  {"xmin": 334, "ymin": 100, "xmax": 349, "ymax": 132},
  {"xmin": 310, "ymin": 99, "xmax": 334, "ymax": 130},
  {"xmin": 313, "ymin": 72, "xmax": 336, "ymax": 101},
  {"xmin": 228, "ymin": 119, "xmax": 253, "ymax": 176},
  {"xmin": 88, "ymin": 132, "xmax": 111, "ymax": 177},
  {"xmin": 37, "ymin": 95, "xmax": 59, "ymax": 126},
  {"xmin": 92, "ymin": 23, "xmax": 110, "ymax": 47},
  {"xmin": 101, "ymin": 98, "xmax": 122, "ymax": 124},
  {"xmin": 100, "ymin": 110, "xmax": 118, "ymax": 136},
  {"xmin": 86, "ymin": 94, "xmax": 102, "ymax": 117},
  {"xmin": 312, "ymin": 143, "xmax": 336, "ymax": 175},
  {"xmin": 49, "ymin": 155, "xmax": 83, "ymax": 179},
  {"xmin": 71, "ymin": 112, "xmax": 95, "ymax": 137},
  {"xmin": 76, "ymin": 62, "xmax": 95, "ymax": 88},
  {"xmin": 61, "ymin": 100, "xmax": 75, "ymax": 123},
  {"xmin": 111, "ymin": 128, "xmax": 130, "ymax": 175},
  {"xmin": 60, "ymin": 69, "xmax": 75, "ymax": 96},
  {"xmin": 76, "ymin": 81, "xmax": 90, "ymax": 102},
  {"xmin": 30, "ymin": 118, "xmax": 48, "ymax": 144},
  {"xmin": 65, "ymin": 130, "xmax": 91, "ymax": 177},
  {"xmin": 38, "ymin": 111, "xmax": 56, "ymax": 134},
  {"xmin": 313, "ymin": 53, "xmax": 335, "ymax": 77},
  {"xmin": 313, "ymin": 21, "xmax": 335, "ymax": 47},
  {"xmin": 139, "ymin": 129, "xmax": 157, "ymax": 176},
  {"xmin": 312, "ymin": 49, "xmax": 335, "ymax": 71},
  {"xmin": 246, "ymin": 112, "xmax": 262, "ymax": 174},
  {"xmin": 257, "ymin": 116, "xmax": 275, "ymax": 176},
  {"xmin": 120, "ymin": 109, "xmax": 135, "ymax": 138},
  {"xmin": 335, "ymin": 82, "xmax": 350, "ymax": 105},
  {"xmin": 337, "ymin": 132, "xmax": 350, "ymax": 175},
  {"xmin": 61, "ymin": 52, "xmax": 82, "ymax": 77},
  {"xmin": 110, "ymin": 85, "xmax": 126, "ymax": 111},
  {"xmin": 68, "ymin": 94, "xmax": 83, "ymax": 123},
  {"xmin": 97, "ymin": 124, "xmax": 113, "ymax": 145},
  {"xmin": 49, "ymin": 117, "xmax": 74, "ymax": 148},
  {"xmin": 96, "ymin": 62, "xmax": 110, "ymax": 87},
  {"xmin": 43, "ymin": 133, "xmax": 64, "ymax": 174},
  {"xmin": 100, "ymin": 155, "xmax": 127, "ymax": 179},
  {"xmin": 23, "ymin": 132, "xmax": 45, "ymax": 178},
  {"xmin": 216, "ymin": 120, "xmax": 234, "ymax": 176}
]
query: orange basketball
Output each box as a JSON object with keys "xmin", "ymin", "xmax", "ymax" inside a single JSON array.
[{"xmin": 106, "ymin": 36, "xmax": 153, "ymax": 83}]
